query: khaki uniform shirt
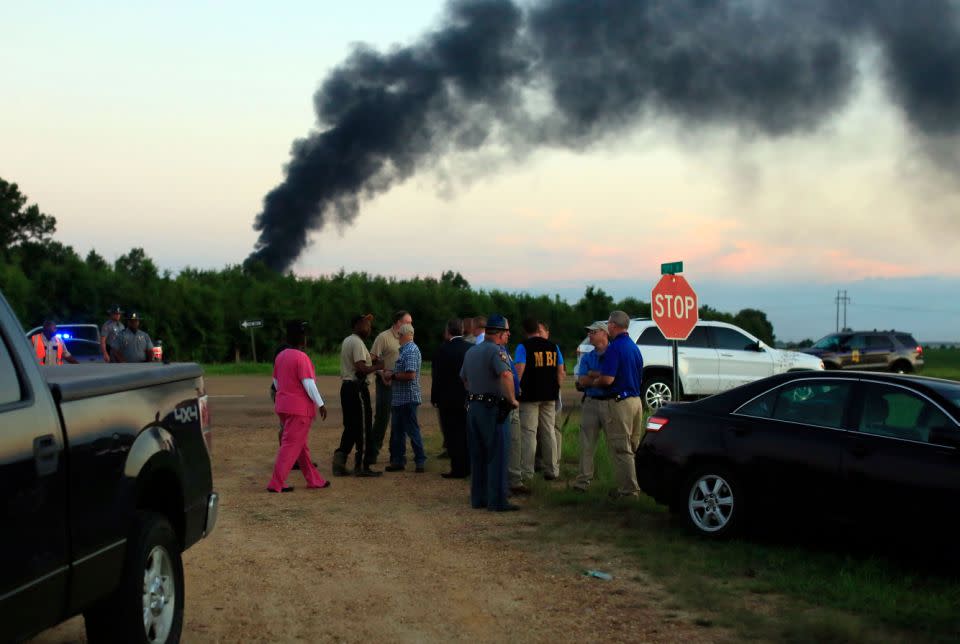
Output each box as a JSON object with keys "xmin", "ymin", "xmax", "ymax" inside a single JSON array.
[
  {"xmin": 340, "ymin": 334, "xmax": 373, "ymax": 384},
  {"xmin": 370, "ymin": 328, "xmax": 402, "ymax": 371}
]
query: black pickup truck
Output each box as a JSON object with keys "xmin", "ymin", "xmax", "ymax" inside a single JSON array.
[{"xmin": 0, "ymin": 291, "xmax": 217, "ymax": 644}]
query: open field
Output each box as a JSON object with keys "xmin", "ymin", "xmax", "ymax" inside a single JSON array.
[
  {"xmin": 923, "ymin": 347, "xmax": 960, "ymax": 380},
  {"xmin": 30, "ymin": 373, "xmax": 960, "ymax": 643}
]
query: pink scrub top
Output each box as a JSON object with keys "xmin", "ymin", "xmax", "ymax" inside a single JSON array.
[{"xmin": 273, "ymin": 349, "xmax": 317, "ymax": 417}]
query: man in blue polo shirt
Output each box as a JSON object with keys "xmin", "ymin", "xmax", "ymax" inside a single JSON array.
[
  {"xmin": 573, "ymin": 321, "xmax": 611, "ymax": 492},
  {"xmin": 584, "ymin": 310, "xmax": 644, "ymax": 498}
]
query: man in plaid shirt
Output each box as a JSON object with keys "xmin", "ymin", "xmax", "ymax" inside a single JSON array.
[{"xmin": 385, "ymin": 323, "xmax": 427, "ymax": 472}]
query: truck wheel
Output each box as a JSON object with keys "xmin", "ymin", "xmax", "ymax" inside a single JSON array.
[
  {"xmin": 642, "ymin": 376, "xmax": 674, "ymax": 410},
  {"xmin": 84, "ymin": 512, "xmax": 184, "ymax": 644}
]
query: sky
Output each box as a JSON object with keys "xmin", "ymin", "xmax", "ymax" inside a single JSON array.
[{"xmin": 3, "ymin": 1, "xmax": 959, "ymax": 342}]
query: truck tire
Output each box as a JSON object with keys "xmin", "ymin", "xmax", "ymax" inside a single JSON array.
[
  {"xmin": 84, "ymin": 512, "xmax": 184, "ymax": 644},
  {"xmin": 642, "ymin": 376, "xmax": 674, "ymax": 410}
]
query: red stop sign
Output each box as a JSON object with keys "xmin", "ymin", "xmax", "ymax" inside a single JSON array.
[{"xmin": 651, "ymin": 274, "xmax": 699, "ymax": 340}]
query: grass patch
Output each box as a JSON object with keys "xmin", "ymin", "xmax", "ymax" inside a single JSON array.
[
  {"xmin": 534, "ymin": 407, "xmax": 960, "ymax": 643},
  {"xmin": 202, "ymin": 352, "xmax": 433, "ymax": 377},
  {"xmin": 923, "ymin": 347, "xmax": 960, "ymax": 381}
]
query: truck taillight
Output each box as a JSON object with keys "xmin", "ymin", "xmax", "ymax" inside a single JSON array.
[
  {"xmin": 646, "ymin": 416, "xmax": 669, "ymax": 432},
  {"xmin": 198, "ymin": 394, "xmax": 212, "ymax": 455},
  {"xmin": 916, "ymin": 345, "xmax": 923, "ymax": 355}
]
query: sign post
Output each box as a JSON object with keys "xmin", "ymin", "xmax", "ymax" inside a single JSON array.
[
  {"xmin": 651, "ymin": 263, "xmax": 698, "ymax": 405},
  {"xmin": 240, "ymin": 319, "xmax": 263, "ymax": 362}
]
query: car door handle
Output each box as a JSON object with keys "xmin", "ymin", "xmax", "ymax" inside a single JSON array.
[
  {"xmin": 33, "ymin": 434, "xmax": 60, "ymax": 477},
  {"xmin": 720, "ymin": 352, "xmax": 734, "ymax": 357},
  {"xmin": 849, "ymin": 442, "xmax": 869, "ymax": 459}
]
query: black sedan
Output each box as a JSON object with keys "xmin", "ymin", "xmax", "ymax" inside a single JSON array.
[{"xmin": 635, "ymin": 371, "xmax": 960, "ymax": 538}]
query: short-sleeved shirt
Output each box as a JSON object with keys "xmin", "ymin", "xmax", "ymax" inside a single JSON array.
[
  {"xmin": 575, "ymin": 349, "xmax": 608, "ymax": 398},
  {"xmin": 392, "ymin": 341, "xmax": 422, "ymax": 406},
  {"xmin": 514, "ymin": 343, "xmax": 565, "ymax": 366},
  {"xmin": 460, "ymin": 340, "xmax": 512, "ymax": 396},
  {"xmin": 100, "ymin": 320, "xmax": 124, "ymax": 350},
  {"xmin": 600, "ymin": 332, "xmax": 644, "ymax": 398},
  {"xmin": 340, "ymin": 334, "xmax": 373, "ymax": 384},
  {"xmin": 370, "ymin": 328, "xmax": 402, "ymax": 372},
  {"xmin": 273, "ymin": 348, "xmax": 317, "ymax": 417},
  {"xmin": 114, "ymin": 328, "xmax": 153, "ymax": 363}
]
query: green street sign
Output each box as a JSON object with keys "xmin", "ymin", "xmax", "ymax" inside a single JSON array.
[{"xmin": 660, "ymin": 261, "xmax": 683, "ymax": 275}]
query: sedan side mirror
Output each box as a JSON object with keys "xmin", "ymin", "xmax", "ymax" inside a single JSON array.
[{"xmin": 752, "ymin": 341, "xmax": 765, "ymax": 352}]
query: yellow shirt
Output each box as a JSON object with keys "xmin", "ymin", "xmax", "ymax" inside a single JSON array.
[{"xmin": 371, "ymin": 328, "xmax": 402, "ymax": 371}]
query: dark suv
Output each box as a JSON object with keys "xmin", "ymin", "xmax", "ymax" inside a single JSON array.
[{"xmin": 801, "ymin": 330, "xmax": 923, "ymax": 373}]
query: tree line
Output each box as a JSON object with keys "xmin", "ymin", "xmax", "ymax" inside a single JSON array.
[{"xmin": 0, "ymin": 177, "xmax": 775, "ymax": 362}]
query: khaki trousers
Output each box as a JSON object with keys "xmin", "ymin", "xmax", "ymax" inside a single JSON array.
[
  {"xmin": 574, "ymin": 397, "xmax": 604, "ymax": 489},
  {"xmin": 602, "ymin": 397, "xmax": 643, "ymax": 495},
  {"xmin": 520, "ymin": 400, "xmax": 558, "ymax": 478}
]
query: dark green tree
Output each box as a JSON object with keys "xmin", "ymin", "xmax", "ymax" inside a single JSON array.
[{"xmin": 0, "ymin": 178, "xmax": 57, "ymax": 253}]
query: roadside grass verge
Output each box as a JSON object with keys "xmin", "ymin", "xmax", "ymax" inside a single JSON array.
[
  {"xmin": 202, "ymin": 353, "xmax": 433, "ymax": 377},
  {"xmin": 923, "ymin": 347, "xmax": 960, "ymax": 381},
  {"xmin": 529, "ymin": 408, "xmax": 960, "ymax": 642}
]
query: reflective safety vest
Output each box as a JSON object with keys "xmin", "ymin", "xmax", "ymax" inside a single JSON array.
[{"xmin": 33, "ymin": 334, "xmax": 64, "ymax": 366}]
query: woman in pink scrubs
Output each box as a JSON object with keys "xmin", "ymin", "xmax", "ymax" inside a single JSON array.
[{"xmin": 267, "ymin": 322, "xmax": 331, "ymax": 492}]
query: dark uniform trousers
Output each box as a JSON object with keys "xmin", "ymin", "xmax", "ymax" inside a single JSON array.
[
  {"xmin": 337, "ymin": 380, "xmax": 375, "ymax": 467},
  {"xmin": 467, "ymin": 401, "xmax": 510, "ymax": 510},
  {"xmin": 438, "ymin": 404, "xmax": 470, "ymax": 476}
]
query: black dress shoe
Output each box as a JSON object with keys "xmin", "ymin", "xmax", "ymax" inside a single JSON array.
[
  {"xmin": 267, "ymin": 486, "xmax": 294, "ymax": 493},
  {"xmin": 441, "ymin": 472, "xmax": 468, "ymax": 479},
  {"xmin": 385, "ymin": 464, "xmax": 405, "ymax": 472},
  {"xmin": 356, "ymin": 468, "xmax": 383, "ymax": 478},
  {"xmin": 543, "ymin": 473, "xmax": 557, "ymax": 481},
  {"xmin": 492, "ymin": 503, "xmax": 520, "ymax": 512},
  {"xmin": 415, "ymin": 466, "xmax": 425, "ymax": 473}
]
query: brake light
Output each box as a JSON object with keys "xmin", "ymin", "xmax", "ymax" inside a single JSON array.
[
  {"xmin": 916, "ymin": 346, "xmax": 923, "ymax": 355},
  {"xmin": 646, "ymin": 416, "xmax": 669, "ymax": 432}
]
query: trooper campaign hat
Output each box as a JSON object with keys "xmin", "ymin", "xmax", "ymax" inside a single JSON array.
[
  {"xmin": 485, "ymin": 314, "xmax": 509, "ymax": 331},
  {"xmin": 107, "ymin": 304, "xmax": 123, "ymax": 314},
  {"xmin": 125, "ymin": 311, "xmax": 143, "ymax": 321}
]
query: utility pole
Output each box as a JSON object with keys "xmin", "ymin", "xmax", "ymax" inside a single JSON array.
[{"xmin": 835, "ymin": 290, "xmax": 850, "ymax": 331}]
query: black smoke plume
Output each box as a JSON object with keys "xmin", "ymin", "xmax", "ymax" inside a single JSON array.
[{"xmin": 248, "ymin": 0, "xmax": 960, "ymax": 272}]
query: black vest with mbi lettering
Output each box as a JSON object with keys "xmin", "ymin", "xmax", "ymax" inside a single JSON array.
[{"xmin": 518, "ymin": 336, "xmax": 560, "ymax": 402}]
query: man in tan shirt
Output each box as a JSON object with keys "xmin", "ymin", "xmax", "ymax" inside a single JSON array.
[
  {"xmin": 370, "ymin": 310, "xmax": 412, "ymax": 462},
  {"xmin": 333, "ymin": 314, "xmax": 384, "ymax": 477}
]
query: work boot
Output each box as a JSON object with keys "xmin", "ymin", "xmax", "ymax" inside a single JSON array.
[
  {"xmin": 354, "ymin": 456, "xmax": 382, "ymax": 477},
  {"xmin": 332, "ymin": 450, "xmax": 351, "ymax": 477}
]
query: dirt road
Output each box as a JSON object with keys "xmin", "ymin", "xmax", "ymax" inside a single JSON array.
[{"xmin": 32, "ymin": 375, "xmax": 714, "ymax": 643}]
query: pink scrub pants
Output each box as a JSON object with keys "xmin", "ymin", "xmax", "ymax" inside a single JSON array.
[{"xmin": 268, "ymin": 413, "xmax": 327, "ymax": 491}]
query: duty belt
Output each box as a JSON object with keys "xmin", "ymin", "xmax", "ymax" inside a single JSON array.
[{"xmin": 467, "ymin": 393, "xmax": 499, "ymax": 403}]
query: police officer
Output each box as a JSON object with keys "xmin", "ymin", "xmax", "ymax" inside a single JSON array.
[
  {"xmin": 100, "ymin": 305, "xmax": 124, "ymax": 362},
  {"xmin": 459, "ymin": 314, "xmax": 520, "ymax": 512},
  {"xmin": 112, "ymin": 312, "xmax": 155, "ymax": 363}
]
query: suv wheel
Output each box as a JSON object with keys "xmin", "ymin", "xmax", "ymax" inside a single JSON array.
[
  {"xmin": 642, "ymin": 376, "xmax": 673, "ymax": 410},
  {"xmin": 890, "ymin": 360, "xmax": 912, "ymax": 374}
]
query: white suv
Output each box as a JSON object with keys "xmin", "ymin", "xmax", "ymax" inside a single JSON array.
[{"xmin": 575, "ymin": 319, "xmax": 824, "ymax": 409}]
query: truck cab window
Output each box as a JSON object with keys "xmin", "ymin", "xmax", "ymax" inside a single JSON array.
[{"xmin": 0, "ymin": 334, "xmax": 24, "ymax": 405}]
